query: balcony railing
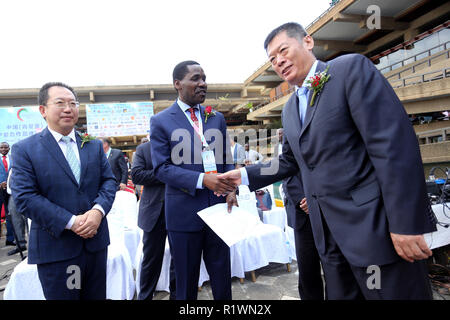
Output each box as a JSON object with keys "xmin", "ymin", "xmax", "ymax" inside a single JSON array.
[
  {"xmin": 417, "ymin": 127, "xmax": 450, "ymax": 145},
  {"xmin": 389, "ymin": 67, "xmax": 450, "ymax": 88},
  {"xmin": 382, "ymin": 41, "xmax": 450, "ymax": 78}
]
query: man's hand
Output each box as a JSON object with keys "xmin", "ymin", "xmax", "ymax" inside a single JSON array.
[
  {"xmin": 203, "ymin": 173, "xmax": 236, "ymax": 196},
  {"xmin": 299, "ymin": 197, "xmax": 308, "ymax": 214},
  {"xmin": 216, "ymin": 169, "xmax": 243, "ymax": 196},
  {"xmin": 0, "ymin": 181, "xmax": 6, "ymax": 189},
  {"xmin": 217, "ymin": 169, "xmax": 242, "ymax": 188},
  {"xmin": 390, "ymin": 233, "xmax": 432, "ymax": 263},
  {"xmin": 70, "ymin": 215, "xmax": 87, "ymax": 233},
  {"xmin": 226, "ymin": 191, "xmax": 239, "ymax": 213},
  {"xmin": 73, "ymin": 209, "xmax": 103, "ymax": 239},
  {"xmin": 119, "ymin": 183, "xmax": 127, "ymax": 191}
]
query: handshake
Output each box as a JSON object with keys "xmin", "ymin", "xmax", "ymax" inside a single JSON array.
[{"xmin": 203, "ymin": 169, "xmax": 243, "ymax": 196}]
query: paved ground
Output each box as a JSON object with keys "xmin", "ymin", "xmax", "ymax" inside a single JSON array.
[{"xmin": 0, "ymin": 230, "xmax": 448, "ymax": 300}]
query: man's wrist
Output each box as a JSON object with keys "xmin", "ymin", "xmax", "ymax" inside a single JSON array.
[{"xmin": 91, "ymin": 208, "xmax": 103, "ymax": 219}]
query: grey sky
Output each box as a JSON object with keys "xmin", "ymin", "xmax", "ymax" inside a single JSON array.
[{"xmin": 0, "ymin": 0, "xmax": 330, "ymax": 89}]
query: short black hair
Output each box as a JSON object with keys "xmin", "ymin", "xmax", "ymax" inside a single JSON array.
[
  {"xmin": 172, "ymin": 60, "xmax": 200, "ymax": 83},
  {"xmin": 38, "ymin": 82, "xmax": 77, "ymax": 106},
  {"xmin": 264, "ymin": 22, "xmax": 308, "ymax": 51}
]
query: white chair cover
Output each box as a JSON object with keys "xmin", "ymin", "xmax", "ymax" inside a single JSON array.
[
  {"xmin": 4, "ymin": 243, "xmax": 136, "ymax": 300},
  {"xmin": 5, "ymin": 192, "xmax": 140, "ymax": 300}
]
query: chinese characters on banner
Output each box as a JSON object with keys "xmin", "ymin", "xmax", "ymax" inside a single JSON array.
[
  {"xmin": 86, "ymin": 102, "xmax": 154, "ymax": 137},
  {"xmin": 0, "ymin": 106, "xmax": 47, "ymax": 145}
]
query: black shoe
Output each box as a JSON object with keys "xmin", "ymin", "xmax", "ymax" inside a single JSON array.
[
  {"xmin": 7, "ymin": 246, "xmax": 26, "ymax": 256},
  {"xmin": 5, "ymin": 241, "xmax": 15, "ymax": 246}
]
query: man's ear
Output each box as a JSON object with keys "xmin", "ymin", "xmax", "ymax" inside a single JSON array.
[
  {"xmin": 39, "ymin": 105, "xmax": 47, "ymax": 119},
  {"xmin": 303, "ymin": 35, "xmax": 314, "ymax": 51},
  {"xmin": 174, "ymin": 79, "xmax": 181, "ymax": 92}
]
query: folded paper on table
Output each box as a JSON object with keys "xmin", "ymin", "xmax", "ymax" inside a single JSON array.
[{"xmin": 197, "ymin": 203, "xmax": 262, "ymax": 247}]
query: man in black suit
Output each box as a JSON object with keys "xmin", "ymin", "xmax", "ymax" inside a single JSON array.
[
  {"xmin": 279, "ymin": 129, "xmax": 324, "ymax": 300},
  {"xmin": 131, "ymin": 140, "xmax": 176, "ymax": 300},
  {"xmin": 99, "ymin": 137, "xmax": 128, "ymax": 191}
]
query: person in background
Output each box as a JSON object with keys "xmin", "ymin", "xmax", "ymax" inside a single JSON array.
[
  {"xmin": 0, "ymin": 142, "xmax": 15, "ymax": 246},
  {"xmin": 6, "ymin": 168, "xmax": 28, "ymax": 256},
  {"xmin": 244, "ymin": 143, "xmax": 264, "ymax": 165},
  {"xmin": 99, "ymin": 137, "xmax": 128, "ymax": 191},
  {"xmin": 131, "ymin": 139, "xmax": 176, "ymax": 300},
  {"xmin": 279, "ymin": 127, "xmax": 324, "ymax": 300},
  {"xmin": 229, "ymin": 136, "xmax": 245, "ymax": 167}
]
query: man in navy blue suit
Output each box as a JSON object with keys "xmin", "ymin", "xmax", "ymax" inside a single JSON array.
[
  {"xmin": 11, "ymin": 82, "xmax": 116, "ymax": 300},
  {"xmin": 220, "ymin": 23, "xmax": 436, "ymax": 299},
  {"xmin": 150, "ymin": 61, "xmax": 237, "ymax": 300}
]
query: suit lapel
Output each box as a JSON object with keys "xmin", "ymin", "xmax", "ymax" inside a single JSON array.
[
  {"xmin": 169, "ymin": 102, "xmax": 193, "ymax": 132},
  {"xmin": 285, "ymin": 94, "xmax": 302, "ymax": 138},
  {"xmin": 301, "ymin": 60, "xmax": 328, "ymax": 137},
  {"xmin": 39, "ymin": 127, "xmax": 79, "ymax": 186},
  {"xmin": 76, "ymin": 133, "xmax": 88, "ymax": 186}
]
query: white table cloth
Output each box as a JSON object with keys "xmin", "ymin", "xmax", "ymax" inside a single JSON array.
[
  {"xmin": 141, "ymin": 221, "xmax": 292, "ymax": 293},
  {"xmin": 4, "ymin": 242, "xmax": 135, "ymax": 300},
  {"xmin": 262, "ymin": 207, "xmax": 287, "ymax": 230},
  {"xmin": 134, "ymin": 238, "xmax": 210, "ymax": 295},
  {"xmin": 5, "ymin": 191, "xmax": 139, "ymax": 300}
]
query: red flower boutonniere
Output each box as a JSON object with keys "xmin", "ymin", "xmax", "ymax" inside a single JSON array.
[
  {"xmin": 204, "ymin": 105, "xmax": 216, "ymax": 123},
  {"xmin": 305, "ymin": 66, "xmax": 330, "ymax": 106},
  {"xmin": 80, "ymin": 132, "xmax": 96, "ymax": 148}
]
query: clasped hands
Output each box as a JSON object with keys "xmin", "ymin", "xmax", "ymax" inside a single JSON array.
[{"xmin": 70, "ymin": 209, "xmax": 103, "ymax": 239}]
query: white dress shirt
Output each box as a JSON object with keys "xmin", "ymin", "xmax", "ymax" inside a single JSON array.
[
  {"xmin": 47, "ymin": 127, "xmax": 105, "ymax": 229},
  {"xmin": 177, "ymin": 98, "xmax": 205, "ymax": 189},
  {"xmin": 245, "ymin": 149, "xmax": 264, "ymax": 164}
]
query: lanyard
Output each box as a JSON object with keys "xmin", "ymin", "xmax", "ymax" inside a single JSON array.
[{"xmin": 183, "ymin": 108, "xmax": 209, "ymax": 149}]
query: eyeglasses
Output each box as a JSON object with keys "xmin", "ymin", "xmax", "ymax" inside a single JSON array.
[{"xmin": 47, "ymin": 100, "xmax": 80, "ymax": 109}]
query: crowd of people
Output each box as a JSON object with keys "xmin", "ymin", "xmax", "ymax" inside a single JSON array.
[{"xmin": 1, "ymin": 22, "xmax": 438, "ymax": 300}]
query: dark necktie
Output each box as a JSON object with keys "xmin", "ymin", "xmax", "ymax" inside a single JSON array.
[
  {"xmin": 2, "ymin": 155, "xmax": 7, "ymax": 172},
  {"xmin": 188, "ymin": 107, "xmax": 199, "ymax": 127}
]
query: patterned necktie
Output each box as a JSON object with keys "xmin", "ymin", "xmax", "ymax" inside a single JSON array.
[
  {"xmin": 188, "ymin": 107, "xmax": 199, "ymax": 127},
  {"xmin": 2, "ymin": 155, "xmax": 7, "ymax": 172},
  {"xmin": 61, "ymin": 136, "xmax": 80, "ymax": 184}
]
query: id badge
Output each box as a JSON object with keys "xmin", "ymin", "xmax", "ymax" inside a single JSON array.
[{"xmin": 202, "ymin": 150, "xmax": 217, "ymax": 174}]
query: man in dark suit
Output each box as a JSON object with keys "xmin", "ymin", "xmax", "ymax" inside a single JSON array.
[
  {"xmin": 99, "ymin": 137, "xmax": 128, "ymax": 191},
  {"xmin": 219, "ymin": 23, "xmax": 436, "ymax": 299},
  {"xmin": 150, "ymin": 60, "xmax": 237, "ymax": 300},
  {"xmin": 11, "ymin": 82, "xmax": 116, "ymax": 300},
  {"xmin": 0, "ymin": 143, "xmax": 6, "ymax": 230},
  {"xmin": 278, "ymin": 129, "xmax": 324, "ymax": 300},
  {"xmin": 131, "ymin": 140, "xmax": 176, "ymax": 300},
  {"xmin": 0, "ymin": 141, "xmax": 15, "ymax": 246}
]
